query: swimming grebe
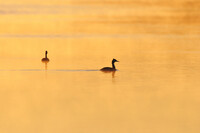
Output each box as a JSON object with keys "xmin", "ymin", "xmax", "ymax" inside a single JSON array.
[
  {"xmin": 100, "ymin": 58, "xmax": 119, "ymax": 71},
  {"xmin": 41, "ymin": 51, "xmax": 50, "ymax": 62}
]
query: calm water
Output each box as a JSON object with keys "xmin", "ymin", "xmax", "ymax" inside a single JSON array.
[{"xmin": 0, "ymin": 0, "xmax": 200, "ymax": 133}]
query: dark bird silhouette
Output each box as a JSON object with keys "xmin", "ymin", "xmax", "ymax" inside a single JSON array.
[
  {"xmin": 41, "ymin": 51, "xmax": 49, "ymax": 70},
  {"xmin": 100, "ymin": 58, "xmax": 119, "ymax": 71},
  {"xmin": 41, "ymin": 51, "xmax": 50, "ymax": 62}
]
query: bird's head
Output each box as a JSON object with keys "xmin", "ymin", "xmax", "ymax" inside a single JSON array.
[{"xmin": 112, "ymin": 58, "xmax": 119, "ymax": 63}]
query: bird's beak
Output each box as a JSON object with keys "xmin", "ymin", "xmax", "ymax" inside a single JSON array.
[{"xmin": 116, "ymin": 60, "xmax": 119, "ymax": 62}]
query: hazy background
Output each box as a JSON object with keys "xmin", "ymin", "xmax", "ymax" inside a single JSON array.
[{"xmin": 0, "ymin": 0, "xmax": 200, "ymax": 133}]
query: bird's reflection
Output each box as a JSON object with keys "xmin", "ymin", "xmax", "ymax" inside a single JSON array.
[
  {"xmin": 101, "ymin": 70, "xmax": 116, "ymax": 78},
  {"xmin": 42, "ymin": 61, "xmax": 49, "ymax": 70}
]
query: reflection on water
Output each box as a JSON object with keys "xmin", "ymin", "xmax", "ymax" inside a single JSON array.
[
  {"xmin": 101, "ymin": 70, "xmax": 116, "ymax": 78},
  {"xmin": 42, "ymin": 61, "xmax": 49, "ymax": 70}
]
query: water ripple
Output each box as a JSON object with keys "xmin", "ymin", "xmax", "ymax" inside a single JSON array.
[
  {"xmin": 0, "ymin": 69, "xmax": 99, "ymax": 72},
  {"xmin": 0, "ymin": 34, "xmax": 199, "ymax": 38}
]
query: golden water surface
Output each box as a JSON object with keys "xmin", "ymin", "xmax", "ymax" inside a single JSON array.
[{"xmin": 0, "ymin": 0, "xmax": 200, "ymax": 133}]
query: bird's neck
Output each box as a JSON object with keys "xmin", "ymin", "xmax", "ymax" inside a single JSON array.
[
  {"xmin": 45, "ymin": 53, "xmax": 47, "ymax": 58},
  {"xmin": 112, "ymin": 62, "xmax": 116, "ymax": 69}
]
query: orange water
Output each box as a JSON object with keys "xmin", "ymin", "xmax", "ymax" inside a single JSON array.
[{"xmin": 0, "ymin": 0, "xmax": 200, "ymax": 133}]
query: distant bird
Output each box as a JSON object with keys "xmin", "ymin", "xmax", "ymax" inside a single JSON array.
[
  {"xmin": 100, "ymin": 58, "xmax": 119, "ymax": 71},
  {"xmin": 41, "ymin": 51, "xmax": 50, "ymax": 63}
]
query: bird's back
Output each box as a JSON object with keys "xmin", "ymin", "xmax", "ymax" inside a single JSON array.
[
  {"xmin": 42, "ymin": 58, "xmax": 49, "ymax": 62},
  {"xmin": 100, "ymin": 67, "xmax": 116, "ymax": 71}
]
